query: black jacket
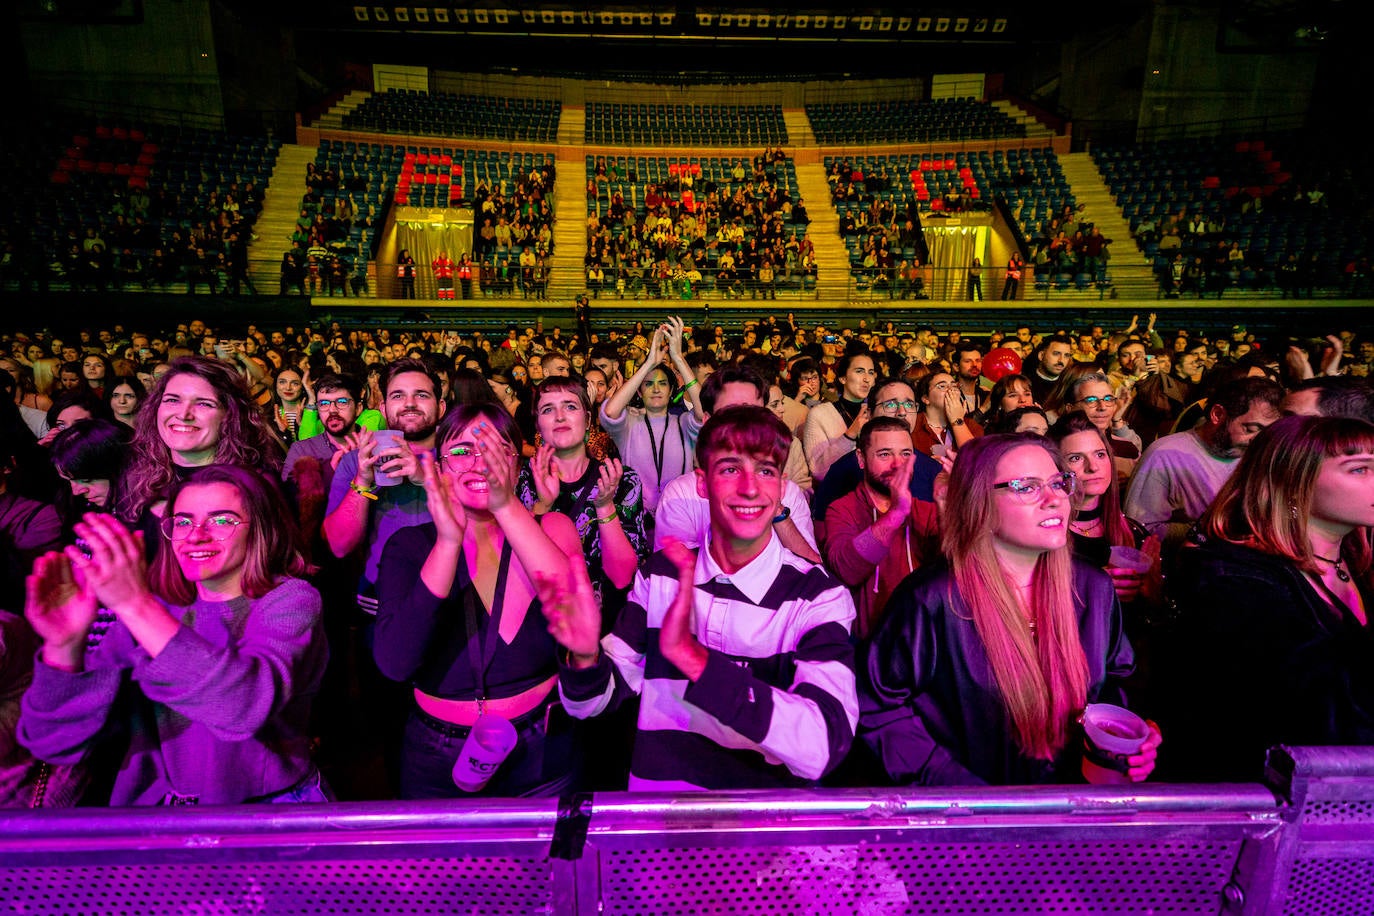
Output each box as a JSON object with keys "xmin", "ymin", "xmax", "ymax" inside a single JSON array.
[
  {"xmin": 1157, "ymin": 538, "xmax": 1374, "ymax": 782},
  {"xmin": 859, "ymin": 558, "xmax": 1133, "ymax": 786}
]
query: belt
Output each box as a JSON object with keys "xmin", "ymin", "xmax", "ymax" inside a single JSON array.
[{"xmin": 412, "ymin": 698, "xmax": 548, "ymax": 739}]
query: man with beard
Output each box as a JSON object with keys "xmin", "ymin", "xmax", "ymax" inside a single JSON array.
[
  {"xmin": 283, "ymin": 373, "xmax": 369, "ymax": 520},
  {"xmin": 952, "ymin": 343, "xmax": 985, "ymax": 418},
  {"xmin": 1028, "ymin": 334, "xmax": 1075, "ymax": 404},
  {"xmin": 1125, "ymin": 376, "xmax": 1282, "ymax": 550},
  {"xmin": 321, "ymin": 358, "xmax": 446, "ymax": 794},
  {"xmin": 324, "ymin": 359, "xmax": 446, "ymax": 595},
  {"xmin": 822, "ymin": 416, "xmax": 939, "ymax": 640}
]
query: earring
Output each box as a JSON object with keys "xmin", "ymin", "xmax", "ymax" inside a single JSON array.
[{"xmin": 1290, "ymin": 503, "xmax": 1299, "ymax": 519}]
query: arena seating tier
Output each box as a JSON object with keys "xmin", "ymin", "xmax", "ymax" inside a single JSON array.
[
  {"xmin": 341, "ymin": 89, "xmax": 561, "ymax": 143},
  {"xmin": 584, "ymin": 102, "xmax": 788, "ymax": 146},
  {"xmin": 806, "ymin": 97, "xmax": 1025, "ymax": 144}
]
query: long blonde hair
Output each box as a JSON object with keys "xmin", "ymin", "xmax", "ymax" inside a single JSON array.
[{"xmin": 942, "ymin": 434, "xmax": 1090, "ymax": 760}]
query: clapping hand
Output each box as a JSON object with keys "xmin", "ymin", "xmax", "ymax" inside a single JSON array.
[
  {"xmin": 657, "ymin": 537, "xmax": 706, "ymax": 680},
  {"xmin": 534, "ymin": 558, "xmax": 602, "ymax": 663},
  {"xmin": 418, "ymin": 451, "xmax": 466, "ymax": 545},
  {"xmin": 25, "ymin": 551, "xmax": 98, "ymax": 670}
]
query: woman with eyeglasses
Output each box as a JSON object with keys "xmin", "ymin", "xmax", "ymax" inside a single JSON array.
[
  {"xmin": 910, "ymin": 370, "xmax": 982, "ymax": 459},
  {"xmin": 374, "ymin": 403, "xmax": 586, "ymax": 798},
  {"xmin": 20, "ymin": 465, "xmax": 330, "ymax": 805},
  {"xmin": 860, "ymin": 433, "xmax": 1159, "ymax": 786},
  {"xmin": 1060, "ymin": 373, "xmax": 1140, "ymax": 481}
]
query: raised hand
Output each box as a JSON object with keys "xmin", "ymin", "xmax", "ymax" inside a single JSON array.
[
  {"xmin": 68, "ymin": 513, "xmax": 152, "ymax": 612},
  {"xmin": 665, "ymin": 315, "xmax": 687, "ymax": 362},
  {"xmin": 657, "ymin": 537, "xmax": 706, "ymax": 680},
  {"xmin": 419, "ymin": 451, "xmax": 466, "ymax": 545},
  {"xmin": 25, "ymin": 551, "xmax": 98, "ymax": 668},
  {"xmin": 845, "ymin": 403, "xmax": 871, "ymax": 440},
  {"xmin": 594, "ymin": 458, "xmax": 623, "ymax": 512},
  {"xmin": 534, "ymin": 560, "xmax": 602, "ymax": 661},
  {"xmin": 531, "ymin": 444, "xmax": 563, "ymax": 509},
  {"xmin": 942, "ymin": 386, "xmax": 967, "ymax": 423},
  {"xmin": 473, "ymin": 420, "xmax": 517, "ymax": 513},
  {"xmin": 1112, "ymin": 384, "xmax": 1135, "ymax": 423},
  {"xmin": 353, "ymin": 427, "xmax": 380, "ymax": 488}
]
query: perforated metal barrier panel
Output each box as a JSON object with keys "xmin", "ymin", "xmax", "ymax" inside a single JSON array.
[
  {"xmin": 0, "ymin": 858, "xmax": 556, "ymax": 916},
  {"xmin": 3, "ymin": 747, "xmax": 1374, "ymax": 916}
]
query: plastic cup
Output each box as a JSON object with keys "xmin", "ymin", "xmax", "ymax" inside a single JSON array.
[
  {"xmin": 1081, "ymin": 703, "xmax": 1150, "ymax": 784},
  {"xmin": 371, "ymin": 428, "xmax": 404, "ymax": 487},
  {"xmin": 451, "ymin": 714, "xmax": 518, "ymax": 793},
  {"xmin": 1108, "ymin": 545, "xmax": 1153, "ymax": 574}
]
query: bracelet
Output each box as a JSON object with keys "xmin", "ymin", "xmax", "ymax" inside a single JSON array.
[
  {"xmin": 773, "ymin": 505, "xmax": 792, "ymax": 524},
  {"xmin": 349, "ymin": 481, "xmax": 379, "ymax": 501},
  {"xmin": 594, "ymin": 509, "xmax": 619, "ymax": 525},
  {"xmin": 683, "ymin": 378, "xmax": 700, "ymax": 391}
]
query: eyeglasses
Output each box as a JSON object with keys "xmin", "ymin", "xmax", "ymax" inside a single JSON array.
[
  {"xmin": 442, "ymin": 444, "xmax": 512, "ymax": 469},
  {"xmin": 317, "ymin": 397, "xmax": 353, "ymax": 409},
  {"xmin": 160, "ymin": 513, "xmax": 245, "ymax": 541},
  {"xmin": 992, "ymin": 473, "xmax": 1078, "ymax": 504},
  {"xmin": 876, "ymin": 398, "xmax": 918, "ymax": 413},
  {"xmin": 929, "ymin": 381, "xmax": 954, "ymax": 391},
  {"xmin": 1078, "ymin": 395, "xmax": 1116, "ymax": 407}
]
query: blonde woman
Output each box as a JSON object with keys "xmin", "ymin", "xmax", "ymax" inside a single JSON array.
[{"xmin": 859, "ymin": 433, "xmax": 1159, "ymax": 785}]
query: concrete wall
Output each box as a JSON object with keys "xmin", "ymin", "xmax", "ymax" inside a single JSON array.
[
  {"xmin": 22, "ymin": 0, "xmax": 224, "ymax": 128},
  {"xmin": 1138, "ymin": 5, "xmax": 1317, "ymax": 135}
]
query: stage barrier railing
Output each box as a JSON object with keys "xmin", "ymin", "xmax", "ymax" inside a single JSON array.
[{"xmin": 0, "ymin": 746, "xmax": 1371, "ymax": 915}]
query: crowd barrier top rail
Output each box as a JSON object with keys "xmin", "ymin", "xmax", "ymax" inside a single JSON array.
[{"xmin": 0, "ymin": 746, "xmax": 1369, "ymax": 916}]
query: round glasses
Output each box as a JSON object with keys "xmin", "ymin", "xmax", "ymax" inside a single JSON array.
[
  {"xmin": 992, "ymin": 472, "xmax": 1079, "ymax": 504},
  {"xmin": 876, "ymin": 398, "xmax": 918, "ymax": 413},
  {"xmin": 441, "ymin": 444, "xmax": 513, "ymax": 470},
  {"xmin": 160, "ymin": 513, "xmax": 245, "ymax": 542}
]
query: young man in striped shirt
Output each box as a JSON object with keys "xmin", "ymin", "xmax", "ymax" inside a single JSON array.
[{"xmin": 544, "ymin": 405, "xmax": 859, "ymax": 790}]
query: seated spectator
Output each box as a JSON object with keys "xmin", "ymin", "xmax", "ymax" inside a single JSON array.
[
  {"xmin": 1159, "ymin": 416, "xmax": 1374, "ymax": 781},
  {"xmin": 19, "ymin": 465, "xmax": 329, "ymax": 805},
  {"xmin": 859, "ymin": 433, "xmax": 1159, "ymax": 786},
  {"xmin": 546, "ymin": 406, "xmax": 859, "ymax": 790}
]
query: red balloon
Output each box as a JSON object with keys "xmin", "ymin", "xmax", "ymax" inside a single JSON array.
[{"xmin": 982, "ymin": 347, "xmax": 1023, "ymax": 382}]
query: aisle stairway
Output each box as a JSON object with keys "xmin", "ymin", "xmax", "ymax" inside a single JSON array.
[
  {"xmin": 1058, "ymin": 152, "xmax": 1158, "ymax": 295},
  {"xmin": 550, "ymin": 107, "xmax": 588, "ymax": 299},
  {"xmin": 793, "ymin": 161, "xmax": 852, "ymax": 299},
  {"xmin": 992, "ymin": 100, "xmax": 1056, "ymax": 140},
  {"xmin": 314, "ymin": 90, "xmax": 372, "ymax": 131},
  {"xmin": 247, "ymin": 143, "xmax": 318, "ymax": 294}
]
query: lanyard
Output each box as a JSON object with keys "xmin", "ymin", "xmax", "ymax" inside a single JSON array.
[
  {"xmin": 464, "ymin": 539, "xmax": 514, "ymax": 708},
  {"xmin": 643, "ymin": 412, "xmax": 684, "ymax": 491}
]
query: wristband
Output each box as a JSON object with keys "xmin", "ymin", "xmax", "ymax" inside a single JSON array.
[
  {"xmin": 594, "ymin": 509, "xmax": 619, "ymax": 525},
  {"xmin": 773, "ymin": 505, "xmax": 791, "ymax": 524},
  {"xmin": 350, "ymin": 481, "xmax": 379, "ymax": 501},
  {"xmin": 683, "ymin": 378, "xmax": 700, "ymax": 391}
]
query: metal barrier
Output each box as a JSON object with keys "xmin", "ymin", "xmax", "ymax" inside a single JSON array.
[{"xmin": 4, "ymin": 747, "xmax": 1373, "ymax": 914}]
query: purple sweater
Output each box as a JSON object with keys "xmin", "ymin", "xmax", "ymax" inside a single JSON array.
[{"xmin": 19, "ymin": 577, "xmax": 326, "ymax": 806}]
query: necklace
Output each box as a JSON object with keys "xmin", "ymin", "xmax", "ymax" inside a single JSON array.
[{"xmin": 1314, "ymin": 552, "xmax": 1352, "ymax": 583}]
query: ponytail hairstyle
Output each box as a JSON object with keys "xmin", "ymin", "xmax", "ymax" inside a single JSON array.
[{"xmin": 941, "ymin": 433, "xmax": 1090, "ymax": 760}]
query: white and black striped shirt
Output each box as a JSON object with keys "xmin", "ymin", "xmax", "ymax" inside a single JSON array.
[{"xmin": 560, "ymin": 533, "xmax": 858, "ymax": 791}]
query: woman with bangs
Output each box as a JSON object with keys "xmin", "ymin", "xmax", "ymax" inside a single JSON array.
[
  {"xmin": 1161, "ymin": 415, "xmax": 1374, "ymax": 781},
  {"xmin": 860, "ymin": 433, "xmax": 1158, "ymax": 786},
  {"xmin": 375, "ymin": 403, "xmax": 587, "ymax": 798},
  {"xmin": 118, "ymin": 357, "xmax": 284, "ymax": 540},
  {"xmin": 20, "ymin": 465, "xmax": 330, "ymax": 805},
  {"xmin": 519, "ymin": 375, "xmax": 648, "ymax": 613},
  {"xmin": 982, "ymin": 373, "xmax": 1037, "ymax": 431}
]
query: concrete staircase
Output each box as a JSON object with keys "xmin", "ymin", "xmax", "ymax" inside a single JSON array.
[
  {"xmin": 313, "ymin": 90, "xmax": 372, "ymax": 131},
  {"xmin": 1058, "ymin": 151, "xmax": 1157, "ymax": 294},
  {"xmin": 247, "ymin": 143, "xmax": 317, "ymax": 294},
  {"xmin": 993, "ymin": 100, "xmax": 1056, "ymax": 140},
  {"xmin": 551, "ymin": 107, "xmax": 588, "ymax": 298},
  {"xmin": 793, "ymin": 161, "xmax": 851, "ymax": 299}
]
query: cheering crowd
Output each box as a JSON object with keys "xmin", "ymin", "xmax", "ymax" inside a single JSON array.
[{"xmin": 2, "ymin": 310, "xmax": 1372, "ymax": 806}]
